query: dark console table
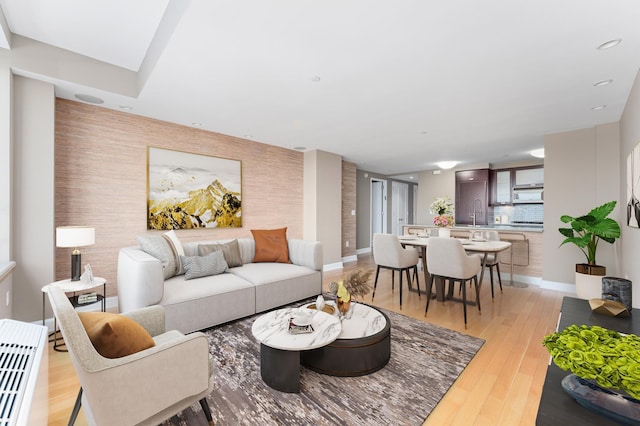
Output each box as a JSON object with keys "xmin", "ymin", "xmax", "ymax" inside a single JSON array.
[{"xmin": 536, "ymin": 296, "xmax": 640, "ymax": 425}]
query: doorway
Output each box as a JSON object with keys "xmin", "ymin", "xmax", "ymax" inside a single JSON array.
[
  {"xmin": 392, "ymin": 181, "xmax": 409, "ymax": 235},
  {"xmin": 370, "ymin": 179, "xmax": 387, "ymax": 243}
]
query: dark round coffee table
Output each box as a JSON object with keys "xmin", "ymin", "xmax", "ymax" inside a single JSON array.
[{"xmin": 301, "ymin": 302, "xmax": 391, "ymax": 377}]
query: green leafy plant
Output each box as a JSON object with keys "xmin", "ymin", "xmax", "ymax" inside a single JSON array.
[
  {"xmin": 543, "ymin": 325, "xmax": 640, "ymax": 399},
  {"xmin": 558, "ymin": 200, "xmax": 621, "ymax": 265}
]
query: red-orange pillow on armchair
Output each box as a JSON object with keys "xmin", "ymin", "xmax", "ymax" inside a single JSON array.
[{"xmin": 251, "ymin": 227, "xmax": 290, "ymax": 263}]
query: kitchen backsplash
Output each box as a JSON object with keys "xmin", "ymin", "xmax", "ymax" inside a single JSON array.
[{"xmin": 490, "ymin": 204, "xmax": 544, "ymax": 224}]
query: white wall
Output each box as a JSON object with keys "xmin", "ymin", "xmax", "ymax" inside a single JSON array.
[
  {"xmin": 543, "ymin": 123, "xmax": 621, "ymax": 287},
  {"xmin": 304, "ymin": 150, "xmax": 343, "ymax": 269},
  {"xmin": 12, "ymin": 76, "xmax": 56, "ymax": 322},
  {"xmin": 0, "ymin": 59, "xmax": 11, "ymax": 262},
  {"xmin": 620, "ymin": 68, "xmax": 640, "ymax": 309}
]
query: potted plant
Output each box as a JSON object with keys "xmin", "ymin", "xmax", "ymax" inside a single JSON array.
[
  {"xmin": 542, "ymin": 324, "xmax": 640, "ymax": 422},
  {"xmin": 559, "ymin": 200, "xmax": 621, "ymax": 299}
]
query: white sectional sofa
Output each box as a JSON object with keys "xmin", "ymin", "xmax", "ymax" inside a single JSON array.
[{"xmin": 117, "ymin": 237, "xmax": 323, "ymax": 333}]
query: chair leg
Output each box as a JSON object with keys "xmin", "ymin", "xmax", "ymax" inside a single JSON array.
[
  {"xmin": 199, "ymin": 397, "xmax": 215, "ymax": 426},
  {"xmin": 496, "ymin": 263, "xmax": 503, "ymax": 293},
  {"xmin": 412, "ymin": 266, "xmax": 421, "ymax": 298},
  {"xmin": 372, "ymin": 265, "xmax": 381, "ymax": 300},
  {"xmin": 461, "ymin": 279, "xmax": 468, "ymax": 329},
  {"xmin": 392, "ymin": 270, "xmax": 395, "ymax": 291},
  {"xmin": 68, "ymin": 388, "xmax": 82, "ymax": 426},
  {"xmin": 399, "ymin": 269, "xmax": 403, "ymax": 309},
  {"xmin": 425, "ymin": 275, "xmax": 435, "ymax": 316},
  {"xmin": 489, "ymin": 264, "xmax": 495, "ymax": 300},
  {"xmin": 474, "ymin": 275, "xmax": 481, "ymax": 314}
]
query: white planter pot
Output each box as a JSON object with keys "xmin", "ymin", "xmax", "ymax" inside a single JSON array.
[
  {"xmin": 439, "ymin": 228, "xmax": 451, "ymax": 238},
  {"xmin": 574, "ymin": 272, "xmax": 603, "ymax": 300}
]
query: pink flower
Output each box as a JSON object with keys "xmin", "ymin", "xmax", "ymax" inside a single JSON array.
[{"xmin": 433, "ymin": 214, "xmax": 454, "ymax": 227}]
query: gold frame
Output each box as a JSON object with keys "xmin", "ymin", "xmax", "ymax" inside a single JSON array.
[{"xmin": 147, "ymin": 146, "xmax": 242, "ymax": 229}]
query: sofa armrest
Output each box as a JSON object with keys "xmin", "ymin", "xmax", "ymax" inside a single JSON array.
[
  {"xmin": 288, "ymin": 239, "xmax": 323, "ymax": 271},
  {"xmin": 120, "ymin": 305, "xmax": 166, "ymax": 337},
  {"xmin": 117, "ymin": 247, "xmax": 164, "ymax": 313}
]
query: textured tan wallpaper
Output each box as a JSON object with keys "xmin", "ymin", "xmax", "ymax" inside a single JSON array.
[{"xmin": 55, "ymin": 99, "xmax": 304, "ymax": 297}]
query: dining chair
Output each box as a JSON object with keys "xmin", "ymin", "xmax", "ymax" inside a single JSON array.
[
  {"xmin": 484, "ymin": 230, "xmax": 503, "ymax": 299},
  {"xmin": 425, "ymin": 237, "xmax": 482, "ymax": 328},
  {"xmin": 371, "ymin": 233, "xmax": 420, "ymax": 309}
]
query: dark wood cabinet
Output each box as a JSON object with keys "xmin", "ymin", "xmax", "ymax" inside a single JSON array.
[{"xmin": 455, "ymin": 169, "xmax": 489, "ymax": 225}]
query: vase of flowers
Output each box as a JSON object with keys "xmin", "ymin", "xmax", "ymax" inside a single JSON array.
[
  {"xmin": 543, "ymin": 324, "xmax": 640, "ymax": 422},
  {"xmin": 431, "ymin": 196, "xmax": 454, "ymax": 236}
]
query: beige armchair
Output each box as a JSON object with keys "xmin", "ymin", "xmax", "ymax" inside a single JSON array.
[
  {"xmin": 371, "ymin": 233, "xmax": 420, "ymax": 309},
  {"xmin": 425, "ymin": 237, "xmax": 482, "ymax": 328},
  {"xmin": 46, "ymin": 286, "xmax": 214, "ymax": 426}
]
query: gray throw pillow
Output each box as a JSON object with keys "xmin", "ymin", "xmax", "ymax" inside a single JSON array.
[
  {"xmin": 180, "ymin": 251, "xmax": 229, "ymax": 280},
  {"xmin": 137, "ymin": 235, "xmax": 180, "ymax": 280},
  {"xmin": 198, "ymin": 239, "xmax": 243, "ymax": 267}
]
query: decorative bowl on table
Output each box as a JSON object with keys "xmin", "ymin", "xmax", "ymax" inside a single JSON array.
[{"xmin": 292, "ymin": 309, "xmax": 313, "ymax": 326}]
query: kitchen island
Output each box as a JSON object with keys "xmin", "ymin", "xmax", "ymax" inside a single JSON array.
[{"xmin": 402, "ymin": 224, "xmax": 543, "ymax": 283}]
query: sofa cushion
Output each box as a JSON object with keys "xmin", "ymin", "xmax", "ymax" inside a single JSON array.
[
  {"xmin": 78, "ymin": 312, "xmax": 156, "ymax": 359},
  {"xmin": 251, "ymin": 228, "xmax": 290, "ymax": 263},
  {"xmin": 198, "ymin": 239, "xmax": 243, "ymax": 267},
  {"xmin": 163, "ymin": 230, "xmax": 185, "ymax": 275},
  {"xmin": 137, "ymin": 235, "xmax": 180, "ymax": 279},
  {"xmin": 180, "ymin": 251, "xmax": 228, "ymax": 280}
]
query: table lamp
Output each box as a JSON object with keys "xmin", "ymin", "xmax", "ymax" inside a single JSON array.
[{"xmin": 56, "ymin": 226, "xmax": 95, "ymax": 281}]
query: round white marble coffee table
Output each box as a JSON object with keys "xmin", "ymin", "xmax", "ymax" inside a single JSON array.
[
  {"xmin": 301, "ymin": 301, "xmax": 391, "ymax": 376},
  {"xmin": 251, "ymin": 306, "xmax": 341, "ymax": 393}
]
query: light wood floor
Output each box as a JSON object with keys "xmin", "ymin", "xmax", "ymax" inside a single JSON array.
[{"xmin": 46, "ymin": 253, "xmax": 566, "ymax": 425}]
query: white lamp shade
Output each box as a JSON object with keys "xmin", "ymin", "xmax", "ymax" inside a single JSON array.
[{"xmin": 56, "ymin": 226, "xmax": 95, "ymax": 248}]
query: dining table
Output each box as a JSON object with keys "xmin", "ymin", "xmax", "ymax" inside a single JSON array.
[{"xmin": 398, "ymin": 235, "xmax": 512, "ymax": 303}]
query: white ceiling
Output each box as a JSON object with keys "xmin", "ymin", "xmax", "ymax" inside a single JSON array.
[{"xmin": 2, "ymin": 0, "xmax": 640, "ymax": 178}]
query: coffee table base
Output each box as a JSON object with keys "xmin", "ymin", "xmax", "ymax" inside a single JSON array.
[
  {"xmin": 260, "ymin": 344, "xmax": 301, "ymax": 393},
  {"xmin": 301, "ymin": 311, "xmax": 391, "ymax": 377}
]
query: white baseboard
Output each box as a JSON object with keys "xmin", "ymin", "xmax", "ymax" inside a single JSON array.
[
  {"xmin": 356, "ymin": 247, "xmax": 371, "ymax": 255},
  {"xmin": 539, "ymin": 279, "xmax": 576, "ymax": 294},
  {"xmin": 323, "ymin": 262, "xmax": 344, "ymax": 272},
  {"xmin": 342, "ymin": 255, "xmax": 358, "ymax": 264}
]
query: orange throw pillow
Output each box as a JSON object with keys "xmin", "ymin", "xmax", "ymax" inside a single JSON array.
[
  {"xmin": 78, "ymin": 312, "xmax": 156, "ymax": 359},
  {"xmin": 251, "ymin": 227, "xmax": 291, "ymax": 263}
]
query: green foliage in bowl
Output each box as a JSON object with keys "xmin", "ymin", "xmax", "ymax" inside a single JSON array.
[{"xmin": 543, "ymin": 324, "xmax": 640, "ymax": 399}]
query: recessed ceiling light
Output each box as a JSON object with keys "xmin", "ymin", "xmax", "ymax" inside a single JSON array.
[
  {"xmin": 192, "ymin": 122, "xmax": 202, "ymax": 126},
  {"xmin": 243, "ymin": 134, "xmax": 253, "ymax": 139},
  {"xmin": 436, "ymin": 161, "xmax": 458, "ymax": 170},
  {"xmin": 591, "ymin": 105, "xmax": 607, "ymax": 111},
  {"xmin": 311, "ymin": 76, "xmax": 321, "ymax": 82},
  {"xmin": 593, "ymin": 79, "xmax": 613, "ymax": 87},
  {"xmin": 530, "ymin": 148, "xmax": 545, "ymax": 158},
  {"xmin": 597, "ymin": 39, "xmax": 622, "ymax": 50},
  {"xmin": 293, "ymin": 146, "xmax": 307, "ymax": 151},
  {"xmin": 119, "ymin": 105, "xmax": 132, "ymax": 110},
  {"xmin": 74, "ymin": 93, "xmax": 104, "ymax": 104}
]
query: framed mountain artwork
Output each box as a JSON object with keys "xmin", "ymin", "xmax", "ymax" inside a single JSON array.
[{"xmin": 147, "ymin": 147, "xmax": 242, "ymax": 229}]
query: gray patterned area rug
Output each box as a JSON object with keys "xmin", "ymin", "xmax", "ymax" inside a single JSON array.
[{"xmin": 163, "ymin": 304, "xmax": 484, "ymax": 426}]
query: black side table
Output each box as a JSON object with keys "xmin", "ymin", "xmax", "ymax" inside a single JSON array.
[{"xmin": 537, "ymin": 296, "xmax": 640, "ymax": 425}]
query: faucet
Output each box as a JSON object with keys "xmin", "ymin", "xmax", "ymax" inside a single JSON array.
[{"xmin": 470, "ymin": 198, "xmax": 482, "ymax": 227}]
